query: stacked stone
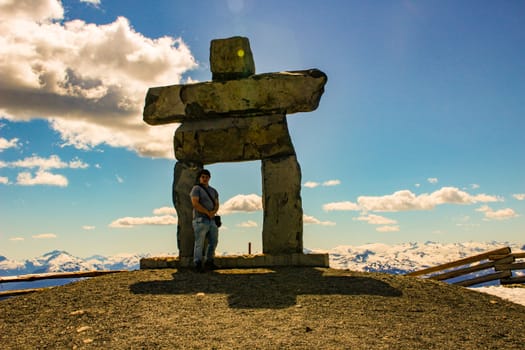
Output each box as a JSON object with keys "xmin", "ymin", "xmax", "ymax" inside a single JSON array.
[{"xmin": 143, "ymin": 37, "xmax": 327, "ymax": 266}]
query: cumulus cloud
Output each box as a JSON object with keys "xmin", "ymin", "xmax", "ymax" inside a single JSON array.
[
  {"xmin": 110, "ymin": 206, "xmax": 178, "ymax": 228},
  {"xmin": 303, "ymin": 214, "xmax": 336, "ymax": 226},
  {"xmin": 0, "ymin": 137, "xmax": 19, "ymax": 151},
  {"xmin": 4, "ymin": 154, "xmax": 88, "ymax": 186},
  {"xmin": 354, "ymin": 214, "xmax": 397, "ymax": 225},
  {"xmin": 220, "ymin": 194, "xmax": 262, "ymax": 215},
  {"xmin": 10, "ymin": 154, "xmax": 87, "ymax": 170},
  {"xmin": 304, "ymin": 179, "xmax": 341, "ymax": 188},
  {"xmin": 17, "ymin": 170, "xmax": 68, "ymax": 186},
  {"xmin": 109, "ymin": 215, "xmax": 177, "ymax": 228},
  {"xmin": 237, "ymin": 220, "xmax": 258, "ymax": 228},
  {"xmin": 80, "ymin": 0, "xmax": 101, "ymax": 6},
  {"xmin": 323, "ymin": 201, "xmax": 360, "ymax": 212},
  {"xmin": 153, "ymin": 206, "xmax": 177, "ymax": 215},
  {"xmin": 427, "ymin": 178, "xmax": 438, "ymax": 184},
  {"xmin": 323, "ymin": 179, "xmax": 341, "ymax": 186},
  {"xmin": 32, "ymin": 233, "xmax": 57, "ymax": 239},
  {"xmin": 323, "ymin": 187, "xmax": 503, "ymax": 231},
  {"xmin": 476, "ymin": 205, "xmax": 519, "ymax": 221},
  {"xmin": 513, "ymin": 193, "xmax": 525, "ymax": 201},
  {"xmin": 0, "ymin": 0, "xmax": 197, "ymax": 158},
  {"xmin": 357, "ymin": 187, "xmax": 501, "ymax": 212},
  {"xmin": 0, "ymin": 176, "xmax": 8, "ymax": 184},
  {"xmin": 376, "ymin": 226, "xmax": 400, "ymax": 233}
]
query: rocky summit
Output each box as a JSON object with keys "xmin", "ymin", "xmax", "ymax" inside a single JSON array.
[{"xmin": 1, "ymin": 267, "xmax": 524, "ymax": 349}]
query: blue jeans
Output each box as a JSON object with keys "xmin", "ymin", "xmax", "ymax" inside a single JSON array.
[{"xmin": 192, "ymin": 217, "xmax": 219, "ymax": 265}]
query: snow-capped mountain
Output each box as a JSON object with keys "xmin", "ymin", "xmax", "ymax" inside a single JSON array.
[
  {"xmin": 313, "ymin": 241, "xmax": 524, "ymax": 274},
  {"xmin": 0, "ymin": 250, "xmax": 147, "ymax": 277},
  {"xmin": 0, "ymin": 241, "xmax": 523, "ymax": 277}
]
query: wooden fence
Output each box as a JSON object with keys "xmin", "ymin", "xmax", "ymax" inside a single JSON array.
[
  {"xmin": 0, "ymin": 270, "xmax": 125, "ymax": 298},
  {"xmin": 405, "ymin": 247, "xmax": 525, "ymax": 287}
]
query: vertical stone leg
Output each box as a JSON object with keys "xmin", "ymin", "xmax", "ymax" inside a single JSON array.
[
  {"xmin": 262, "ymin": 155, "xmax": 303, "ymax": 254},
  {"xmin": 173, "ymin": 161, "xmax": 202, "ymax": 266}
]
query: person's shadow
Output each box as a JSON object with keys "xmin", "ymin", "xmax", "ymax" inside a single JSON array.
[{"xmin": 130, "ymin": 267, "xmax": 402, "ymax": 309}]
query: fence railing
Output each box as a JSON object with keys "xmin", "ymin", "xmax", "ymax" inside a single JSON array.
[
  {"xmin": 0, "ymin": 270, "xmax": 125, "ymax": 298},
  {"xmin": 405, "ymin": 247, "xmax": 525, "ymax": 287}
]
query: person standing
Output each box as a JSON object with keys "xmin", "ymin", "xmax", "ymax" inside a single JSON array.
[{"xmin": 190, "ymin": 169, "xmax": 219, "ymax": 272}]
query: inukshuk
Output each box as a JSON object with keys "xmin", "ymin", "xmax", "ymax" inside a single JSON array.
[{"xmin": 143, "ymin": 36, "xmax": 327, "ymax": 266}]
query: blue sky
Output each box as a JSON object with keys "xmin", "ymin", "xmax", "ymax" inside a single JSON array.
[{"xmin": 1, "ymin": 0, "xmax": 524, "ymax": 260}]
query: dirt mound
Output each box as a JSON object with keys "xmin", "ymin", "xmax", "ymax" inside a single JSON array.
[{"xmin": 1, "ymin": 267, "xmax": 524, "ymax": 349}]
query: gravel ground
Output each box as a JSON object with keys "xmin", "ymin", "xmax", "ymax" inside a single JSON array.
[{"xmin": 1, "ymin": 267, "xmax": 524, "ymax": 349}]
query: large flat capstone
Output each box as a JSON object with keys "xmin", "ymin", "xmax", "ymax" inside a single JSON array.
[{"xmin": 143, "ymin": 69, "xmax": 327, "ymax": 125}]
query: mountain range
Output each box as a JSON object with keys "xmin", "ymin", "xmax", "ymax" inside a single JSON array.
[{"xmin": 1, "ymin": 241, "xmax": 523, "ymax": 277}]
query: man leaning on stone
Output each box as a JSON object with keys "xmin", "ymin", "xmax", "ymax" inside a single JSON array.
[{"xmin": 190, "ymin": 169, "xmax": 220, "ymax": 272}]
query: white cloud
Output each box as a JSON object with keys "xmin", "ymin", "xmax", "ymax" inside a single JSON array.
[
  {"xmin": 427, "ymin": 178, "xmax": 438, "ymax": 184},
  {"xmin": 357, "ymin": 187, "xmax": 501, "ymax": 212},
  {"xmin": 69, "ymin": 158, "xmax": 89, "ymax": 169},
  {"xmin": 0, "ymin": 137, "xmax": 19, "ymax": 151},
  {"xmin": 376, "ymin": 226, "xmax": 400, "ymax": 232},
  {"xmin": 0, "ymin": 176, "xmax": 8, "ymax": 184},
  {"xmin": 9, "ymin": 237, "xmax": 24, "ymax": 241},
  {"xmin": 153, "ymin": 206, "xmax": 177, "ymax": 216},
  {"xmin": 11, "ymin": 155, "xmax": 67, "ymax": 170},
  {"xmin": 0, "ymin": 1, "xmax": 197, "ymax": 158},
  {"xmin": 8, "ymin": 154, "xmax": 88, "ymax": 170},
  {"xmin": 32, "ymin": 233, "xmax": 57, "ymax": 239},
  {"xmin": 476, "ymin": 205, "xmax": 519, "ymax": 221},
  {"xmin": 354, "ymin": 214, "xmax": 397, "ymax": 225},
  {"xmin": 303, "ymin": 214, "xmax": 336, "ymax": 226},
  {"xmin": 80, "ymin": 0, "xmax": 101, "ymax": 6},
  {"xmin": 17, "ymin": 170, "xmax": 68, "ymax": 186},
  {"xmin": 323, "ymin": 179, "xmax": 341, "ymax": 187},
  {"xmin": 513, "ymin": 193, "xmax": 525, "ymax": 201},
  {"xmin": 5, "ymin": 155, "xmax": 88, "ymax": 187},
  {"xmin": 304, "ymin": 179, "xmax": 341, "ymax": 188},
  {"xmin": 237, "ymin": 220, "xmax": 258, "ymax": 228},
  {"xmin": 115, "ymin": 175, "xmax": 124, "ymax": 183},
  {"xmin": 0, "ymin": 0, "xmax": 64, "ymax": 22},
  {"xmin": 220, "ymin": 194, "xmax": 262, "ymax": 215},
  {"xmin": 471, "ymin": 184, "xmax": 480, "ymax": 189},
  {"xmin": 82, "ymin": 225, "xmax": 95, "ymax": 230},
  {"xmin": 323, "ymin": 201, "xmax": 360, "ymax": 212},
  {"xmin": 109, "ymin": 215, "xmax": 177, "ymax": 228}
]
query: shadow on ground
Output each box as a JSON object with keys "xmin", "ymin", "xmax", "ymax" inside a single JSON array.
[{"xmin": 130, "ymin": 267, "xmax": 402, "ymax": 309}]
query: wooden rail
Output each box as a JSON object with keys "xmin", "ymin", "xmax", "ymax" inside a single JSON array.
[
  {"xmin": 405, "ymin": 247, "xmax": 525, "ymax": 287},
  {"xmin": 0, "ymin": 270, "xmax": 125, "ymax": 298}
]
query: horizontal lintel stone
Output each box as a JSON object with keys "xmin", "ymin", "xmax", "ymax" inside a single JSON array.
[
  {"xmin": 143, "ymin": 69, "xmax": 327, "ymax": 125},
  {"xmin": 174, "ymin": 114, "xmax": 295, "ymax": 164}
]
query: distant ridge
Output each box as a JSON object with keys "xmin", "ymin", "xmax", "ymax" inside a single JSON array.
[{"xmin": 1, "ymin": 241, "xmax": 523, "ymax": 278}]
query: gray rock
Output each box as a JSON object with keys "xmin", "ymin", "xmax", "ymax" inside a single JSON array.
[
  {"xmin": 172, "ymin": 162, "xmax": 202, "ymax": 260},
  {"xmin": 262, "ymin": 155, "xmax": 303, "ymax": 254},
  {"xmin": 143, "ymin": 36, "xmax": 327, "ymax": 264},
  {"xmin": 143, "ymin": 69, "xmax": 327, "ymax": 125},
  {"xmin": 210, "ymin": 36, "xmax": 255, "ymax": 81},
  {"xmin": 174, "ymin": 114, "xmax": 295, "ymax": 163}
]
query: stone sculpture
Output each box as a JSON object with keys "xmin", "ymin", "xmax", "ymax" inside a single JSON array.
[{"xmin": 143, "ymin": 36, "xmax": 327, "ymax": 266}]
